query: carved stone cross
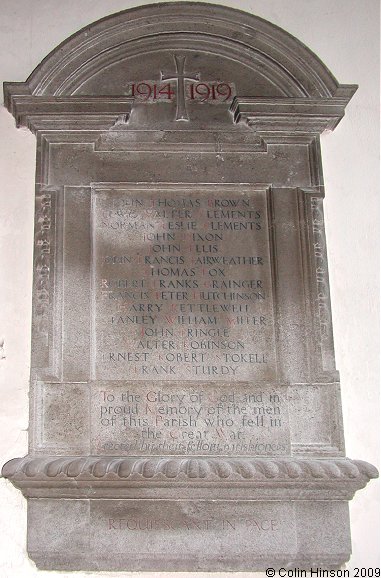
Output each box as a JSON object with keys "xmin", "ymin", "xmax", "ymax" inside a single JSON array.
[{"xmin": 161, "ymin": 54, "xmax": 200, "ymax": 121}]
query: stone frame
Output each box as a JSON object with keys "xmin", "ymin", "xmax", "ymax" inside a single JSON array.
[{"xmin": 2, "ymin": 2, "xmax": 378, "ymax": 571}]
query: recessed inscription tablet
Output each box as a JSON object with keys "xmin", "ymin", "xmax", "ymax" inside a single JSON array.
[
  {"xmin": 91, "ymin": 185, "xmax": 276, "ymax": 382},
  {"xmin": 91, "ymin": 383, "xmax": 290, "ymax": 456}
]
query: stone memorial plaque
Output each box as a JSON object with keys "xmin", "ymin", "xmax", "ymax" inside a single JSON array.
[{"xmin": 2, "ymin": 2, "xmax": 377, "ymax": 572}]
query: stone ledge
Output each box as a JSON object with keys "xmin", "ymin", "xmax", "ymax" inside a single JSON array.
[
  {"xmin": 2, "ymin": 455, "xmax": 377, "ymax": 500},
  {"xmin": 4, "ymin": 455, "xmax": 378, "ymax": 480}
]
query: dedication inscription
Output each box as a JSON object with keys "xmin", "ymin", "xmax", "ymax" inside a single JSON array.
[{"xmin": 92, "ymin": 383, "xmax": 289, "ymax": 456}]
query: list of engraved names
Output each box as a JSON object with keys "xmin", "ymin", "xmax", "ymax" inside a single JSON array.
[{"xmin": 92, "ymin": 186, "xmax": 276, "ymax": 381}]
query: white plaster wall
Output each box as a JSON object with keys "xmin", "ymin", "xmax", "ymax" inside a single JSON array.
[{"xmin": 0, "ymin": 0, "xmax": 379, "ymax": 576}]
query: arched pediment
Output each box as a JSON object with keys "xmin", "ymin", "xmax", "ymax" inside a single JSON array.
[{"xmin": 10, "ymin": 3, "xmax": 353, "ymax": 99}]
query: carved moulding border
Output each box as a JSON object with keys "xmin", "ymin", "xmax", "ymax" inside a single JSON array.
[
  {"xmin": 95, "ymin": 130, "xmax": 268, "ymax": 154},
  {"xmin": 34, "ymin": 190, "xmax": 53, "ymax": 345},
  {"xmin": 35, "ymin": 125, "xmax": 267, "ymax": 157},
  {"xmin": 3, "ymin": 3, "xmax": 357, "ymax": 99},
  {"xmin": 310, "ymin": 194, "xmax": 337, "ymax": 372},
  {"xmin": 230, "ymin": 97, "xmax": 354, "ymax": 134},
  {"xmin": 5, "ymin": 96, "xmax": 134, "ymax": 133},
  {"xmin": 296, "ymin": 188, "xmax": 339, "ymax": 382},
  {"xmin": 2, "ymin": 456, "xmax": 377, "ymax": 501},
  {"xmin": 32, "ymin": 185, "xmax": 64, "ymax": 378}
]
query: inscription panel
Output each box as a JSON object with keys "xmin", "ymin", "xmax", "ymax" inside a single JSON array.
[
  {"xmin": 90, "ymin": 500, "xmax": 296, "ymax": 559},
  {"xmin": 91, "ymin": 383, "xmax": 290, "ymax": 456},
  {"xmin": 91, "ymin": 185, "xmax": 277, "ymax": 382}
]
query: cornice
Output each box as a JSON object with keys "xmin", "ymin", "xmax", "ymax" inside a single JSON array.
[
  {"xmin": 230, "ymin": 96, "xmax": 356, "ymax": 133},
  {"xmin": 4, "ymin": 94, "xmax": 355, "ymax": 136},
  {"xmin": 4, "ymin": 94, "xmax": 133, "ymax": 132}
]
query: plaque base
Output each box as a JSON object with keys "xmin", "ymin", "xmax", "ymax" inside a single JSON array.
[{"xmin": 3, "ymin": 455, "xmax": 377, "ymax": 571}]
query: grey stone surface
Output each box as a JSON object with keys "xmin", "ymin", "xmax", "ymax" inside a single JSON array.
[
  {"xmin": 1, "ymin": 2, "xmax": 377, "ymax": 571},
  {"xmin": 24, "ymin": 497, "xmax": 355, "ymax": 570}
]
